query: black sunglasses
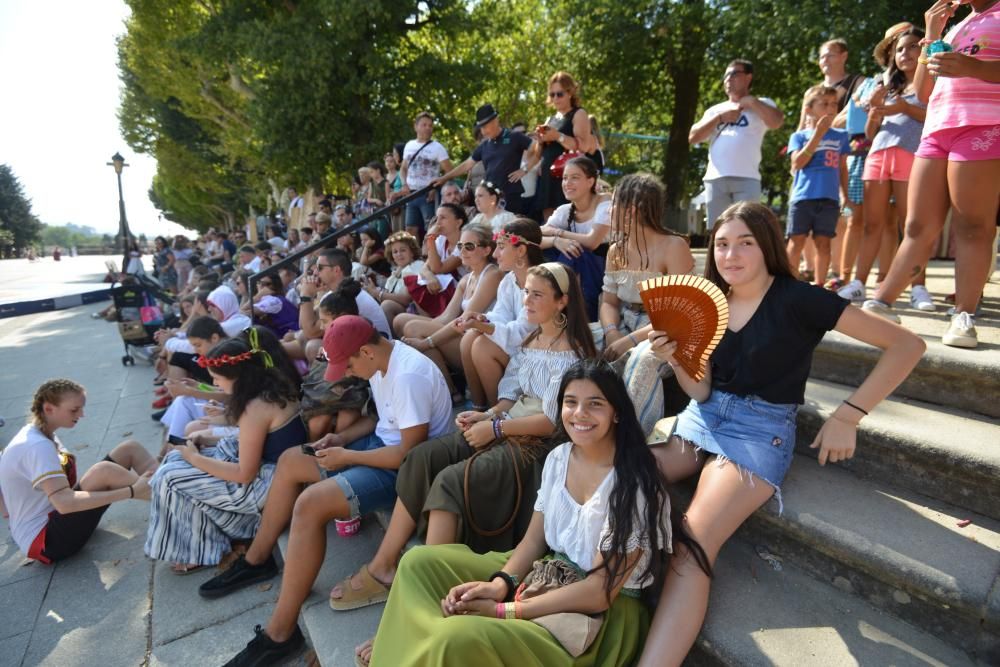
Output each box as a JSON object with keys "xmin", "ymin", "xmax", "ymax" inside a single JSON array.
[
  {"xmin": 457, "ymin": 242, "xmax": 489, "ymax": 251},
  {"xmin": 548, "ymin": 90, "xmax": 566, "ymax": 98}
]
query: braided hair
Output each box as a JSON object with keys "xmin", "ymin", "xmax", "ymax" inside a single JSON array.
[
  {"xmin": 608, "ymin": 173, "xmax": 681, "ymax": 271},
  {"xmin": 564, "ymin": 156, "xmax": 599, "ymax": 233},
  {"xmin": 30, "ymin": 379, "xmax": 85, "ymax": 427}
]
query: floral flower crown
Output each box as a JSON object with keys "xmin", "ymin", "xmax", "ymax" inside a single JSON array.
[
  {"xmin": 196, "ymin": 328, "xmax": 274, "ymax": 370},
  {"xmin": 493, "ymin": 230, "xmax": 540, "ymax": 247}
]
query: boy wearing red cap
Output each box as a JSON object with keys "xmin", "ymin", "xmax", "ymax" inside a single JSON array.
[{"xmin": 207, "ymin": 316, "xmax": 452, "ymax": 666}]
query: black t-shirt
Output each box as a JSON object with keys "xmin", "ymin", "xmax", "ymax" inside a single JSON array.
[
  {"xmin": 471, "ymin": 128, "xmax": 533, "ymax": 198},
  {"xmin": 710, "ymin": 275, "xmax": 848, "ymax": 404}
]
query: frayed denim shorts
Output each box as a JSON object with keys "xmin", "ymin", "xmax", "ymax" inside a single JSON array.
[
  {"xmin": 321, "ymin": 433, "xmax": 398, "ymax": 519},
  {"xmin": 674, "ymin": 390, "xmax": 797, "ymax": 511}
]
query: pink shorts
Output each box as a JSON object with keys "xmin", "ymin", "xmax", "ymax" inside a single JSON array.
[
  {"xmin": 915, "ymin": 125, "xmax": 1000, "ymax": 162},
  {"xmin": 863, "ymin": 147, "xmax": 915, "ymax": 182}
]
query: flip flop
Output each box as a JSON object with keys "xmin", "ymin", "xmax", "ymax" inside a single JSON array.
[
  {"xmin": 171, "ymin": 563, "xmax": 206, "ymax": 575},
  {"xmin": 354, "ymin": 639, "xmax": 374, "ymax": 667},
  {"xmin": 329, "ymin": 565, "xmax": 390, "ymax": 611}
]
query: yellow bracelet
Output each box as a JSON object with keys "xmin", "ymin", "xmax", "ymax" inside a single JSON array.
[{"xmin": 918, "ymin": 56, "xmax": 929, "ymax": 65}]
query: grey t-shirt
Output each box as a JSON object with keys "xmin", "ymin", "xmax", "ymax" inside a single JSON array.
[{"xmin": 870, "ymin": 92, "xmax": 926, "ymax": 155}]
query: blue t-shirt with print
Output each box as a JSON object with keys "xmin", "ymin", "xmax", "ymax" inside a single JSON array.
[{"xmin": 788, "ymin": 128, "xmax": 850, "ymax": 202}]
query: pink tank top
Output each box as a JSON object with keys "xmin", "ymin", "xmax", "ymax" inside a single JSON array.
[{"xmin": 923, "ymin": 3, "xmax": 1000, "ymax": 136}]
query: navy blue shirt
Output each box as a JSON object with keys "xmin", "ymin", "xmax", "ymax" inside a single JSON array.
[{"xmin": 471, "ymin": 129, "xmax": 533, "ymax": 198}]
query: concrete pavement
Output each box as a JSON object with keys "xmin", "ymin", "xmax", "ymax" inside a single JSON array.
[{"xmin": 0, "ymin": 306, "xmax": 298, "ymax": 667}]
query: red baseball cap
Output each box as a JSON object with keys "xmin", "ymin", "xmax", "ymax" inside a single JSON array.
[{"xmin": 323, "ymin": 315, "xmax": 376, "ymax": 381}]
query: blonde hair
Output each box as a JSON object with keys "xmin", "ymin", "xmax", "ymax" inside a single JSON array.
[
  {"xmin": 798, "ymin": 85, "xmax": 838, "ymax": 130},
  {"xmin": 30, "ymin": 379, "xmax": 85, "ymax": 427},
  {"xmin": 548, "ymin": 72, "xmax": 581, "ymax": 108}
]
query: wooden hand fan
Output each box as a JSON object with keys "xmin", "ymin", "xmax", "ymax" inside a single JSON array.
[{"xmin": 638, "ymin": 275, "xmax": 729, "ymax": 382}]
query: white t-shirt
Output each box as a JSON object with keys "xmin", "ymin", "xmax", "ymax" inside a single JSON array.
[
  {"xmin": 243, "ymin": 256, "xmax": 263, "ymax": 273},
  {"xmin": 368, "ymin": 342, "xmax": 453, "ymax": 447},
  {"xmin": 0, "ymin": 425, "xmax": 69, "ymax": 554},
  {"xmin": 533, "ymin": 442, "xmax": 664, "ymax": 590},
  {"xmin": 545, "ymin": 199, "xmax": 612, "ymax": 235},
  {"xmin": 696, "ymin": 98, "xmax": 778, "ymax": 181},
  {"xmin": 403, "ymin": 140, "xmax": 450, "ymax": 190},
  {"xmin": 356, "ymin": 289, "xmax": 392, "ymax": 339}
]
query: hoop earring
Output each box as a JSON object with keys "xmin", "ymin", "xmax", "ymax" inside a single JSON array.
[{"xmin": 554, "ymin": 310, "xmax": 568, "ymax": 330}]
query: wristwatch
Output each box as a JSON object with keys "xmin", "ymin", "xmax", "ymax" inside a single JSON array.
[{"xmin": 299, "ymin": 296, "xmax": 313, "ymax": 303}]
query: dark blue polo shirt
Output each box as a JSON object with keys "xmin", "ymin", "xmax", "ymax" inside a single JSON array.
[{"xmin": 471, "ymin": 128, "xmax": 533, "ymax": 198}]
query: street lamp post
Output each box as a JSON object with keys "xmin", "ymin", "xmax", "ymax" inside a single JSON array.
[{"xmin": 107, "ymin": 152, "xmax": 132, "ymax": 273}]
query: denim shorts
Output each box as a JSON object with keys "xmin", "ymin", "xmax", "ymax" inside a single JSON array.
[
  {"xmin": 787, "ymin": 199, "xmax": 839, "ymax": 238},
  {"xmin": 404, "ymin": 197, "xmax": 436, "ymax": 232},
  {"xmin": 321, "ymin": 433, "xmax": 398, "ymax": 518},
  {"xmin": 673, "ymin": 390, "xmax": 797, "ymax": 510}
]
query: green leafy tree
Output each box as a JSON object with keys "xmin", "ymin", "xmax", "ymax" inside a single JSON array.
[{"xmin": 0, "ymin": 164, "xmax": 43, "ymax": 257}]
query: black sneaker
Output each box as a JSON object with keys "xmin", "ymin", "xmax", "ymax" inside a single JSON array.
[
  {"xmin": 223, "ymin": 624, "xmax": 304, "ymax": 667},
  {"xmin": 199, "ymin": 554, "xmax": 278, "ymax": 599},
  {"xmin": 151, "ymin": 408, "xmax": 167, "ymax": 421}
]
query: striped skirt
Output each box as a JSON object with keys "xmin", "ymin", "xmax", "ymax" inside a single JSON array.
[{"xmin": 144, "ymin": 436, "xmax": 276, "ymax": 566}]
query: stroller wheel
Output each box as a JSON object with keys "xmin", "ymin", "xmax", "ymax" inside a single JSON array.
[{"xmin": 122, "ymin": 355, "xmax": 134, "ymax": 366}]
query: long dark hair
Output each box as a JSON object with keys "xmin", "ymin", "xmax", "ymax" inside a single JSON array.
[
  {"xmin": 523, "ymin": 264, "xmax": 597, "ymax": 360},
  {"xmin": 503, "ymin": 218, "xmax": 545, "ymax": 266},
  {"xmin": 237, "ymin": 326, "xmax": 302, "ymax": 393},
  {"xmin": 206, "ymin": 336, "xmax": 299, "ymax": 422},
  {"xmin": 555, "ymin": 360, "xmax": 711, "ymax": 604},
  {"xmin": 564, "ymin": 156, "xmax": 599, "ymax": 233},
  {"xmin": 609, "ymin": 173, "xmax": 682, "ymax": 271},
  {"xmin": 437, "ymin": 202, "xmax": 468, "ymax": 226},
  {"xmin": 885, "ymin": 27, "xmax": 924, "ymax": 96},
  {"xmin": 319, "ymin": 278, "xmax": 362, "ymax": 317},
  {"xmin": 705, "ymin": 202, "xmax": 794, "ymax": 292}
]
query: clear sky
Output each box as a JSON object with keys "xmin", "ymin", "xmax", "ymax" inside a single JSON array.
[{"xmin": 0, "ymin": 1, "xmax": 194, "ymax": 238}]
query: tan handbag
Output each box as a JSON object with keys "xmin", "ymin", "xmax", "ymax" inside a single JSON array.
[{"xmin": 516, "ymin": 557, "xmax": 604, "ymax": 657}]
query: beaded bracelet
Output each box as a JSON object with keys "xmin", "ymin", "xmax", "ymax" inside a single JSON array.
[{"xmin": 492, "ymin": 418, "xmax": 503, "ymax": 440}]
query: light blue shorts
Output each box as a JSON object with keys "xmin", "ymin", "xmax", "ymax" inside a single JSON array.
[
  {"xmin": 322, "ymin": 433, "xmax": 398, "ymax": 518},
  {"xmin": 673, "ymin": 390, "xmax": 797, "ymax": 511}
]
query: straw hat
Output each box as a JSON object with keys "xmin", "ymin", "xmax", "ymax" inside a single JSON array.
[{"xmin": 873, "ymin": 22, "xmax": 915, "ymax": 68}]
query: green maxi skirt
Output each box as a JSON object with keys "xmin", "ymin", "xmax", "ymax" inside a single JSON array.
[{"xmin": 369, "ymin": 544, "xmax": 650, "ymax": 667}]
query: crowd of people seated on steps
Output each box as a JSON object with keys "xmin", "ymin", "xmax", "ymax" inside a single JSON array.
[{"xmin": 4, "ymin": 13, "xmax": 997, "ymax": 661}]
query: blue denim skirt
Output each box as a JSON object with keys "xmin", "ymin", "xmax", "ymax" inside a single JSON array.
[{"xmin": 674, "ymin": 390, "xmax": 797, "ymax": 510}]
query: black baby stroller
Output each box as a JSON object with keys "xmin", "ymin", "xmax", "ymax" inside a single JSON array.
[{"xmin": 111, "ymin": 275, "xmax": 175, "ymax": 366}]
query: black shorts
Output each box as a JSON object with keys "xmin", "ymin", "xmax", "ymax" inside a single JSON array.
[
  {"xmin": 28, "ymin": 504, "xmax": 110, "ymax": 564},
  {"xmin": 169, "ymin": 351, "xmax": 212, "ymax": 383},
  {"xmin": 26, "ymin": 453, "xmax": 118, "ymax": 564}
]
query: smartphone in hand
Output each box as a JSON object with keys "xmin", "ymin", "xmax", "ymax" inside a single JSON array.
[
  {"xmin": 301, "ymin": 444, "xmax": 317, "ymax": 456},
  {"xmin": 167, "ymin": 434, "xmax": 188, "ymax": 446}
]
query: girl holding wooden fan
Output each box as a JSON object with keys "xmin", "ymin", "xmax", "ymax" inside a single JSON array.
[
  {"xmin": 636, "ymin": 201, "xmax": 925, "ymax": 666},
  {"xmin": 599, "ymin": 173, "xmax": 694, "ymax": 363}
]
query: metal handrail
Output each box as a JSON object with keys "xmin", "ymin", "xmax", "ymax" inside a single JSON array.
[{"xmin": 247, "ymin": 185, "xmax": 434, "ymax": 316}]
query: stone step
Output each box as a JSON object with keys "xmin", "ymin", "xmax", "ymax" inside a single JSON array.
[
  {"xmin": 734, "ymin": 455, "xmax": 1000, "ymax": 663},
  {"xmin": 687, "ymin": 539, "xmax": 978, "ymax": 667},
  {"xmin": 276, "ymin": 518, "xmax": 387, "ymax": 667},
  {"xmin": 797, "ymin": 379, "xmax": 1000, "ymax": 521},
  {"xmin": 811, "ymin": 330, "xmax": 1000, "ymax": 419}
]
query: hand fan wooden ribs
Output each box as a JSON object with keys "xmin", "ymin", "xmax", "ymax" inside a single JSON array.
[{"xmin": 638, "ymin": 275, "xmax": 729, "ymax": 382}]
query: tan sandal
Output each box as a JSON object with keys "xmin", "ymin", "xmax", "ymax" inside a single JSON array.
[{"xmin": 329, "ymin": 565, "xmax": 390, "ymax": 611}]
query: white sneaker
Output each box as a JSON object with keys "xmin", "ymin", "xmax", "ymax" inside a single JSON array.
[
  {"xmin": 837, "ymin": 279, "xmax": 866, "ymax": 303},
  {"xmin": 909, "ymin": 285, "xmax": 935, "ymax": 312},
  {"xmin": 942, "ymin": 312, "xmax": 978, "ymax": 349},
  {"xmin": 861, "ymin": 299, "xmax": 901, "ymax": 323}
]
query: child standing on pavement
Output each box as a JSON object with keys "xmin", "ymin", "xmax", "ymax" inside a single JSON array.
[
  {"xmin": 786, "ymin": 85, "xmax": 851, "ymax": 286},
  {"xmin": 839, "ymin": 27, "xmax": 934, "ymax": 311}
]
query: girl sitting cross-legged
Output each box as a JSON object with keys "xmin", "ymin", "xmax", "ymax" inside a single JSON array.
[{"xmin": 362, "ymin": 360, "xmax": 708, "ymax": 666}]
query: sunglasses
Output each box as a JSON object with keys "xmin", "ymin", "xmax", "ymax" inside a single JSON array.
[
  {"xmin": 548, "ymin": 90, "xmax": 566, "ymax": 98},
  {"xmin": 457, "ymin": 242, "xmax": 489, "ymax": 251}
]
